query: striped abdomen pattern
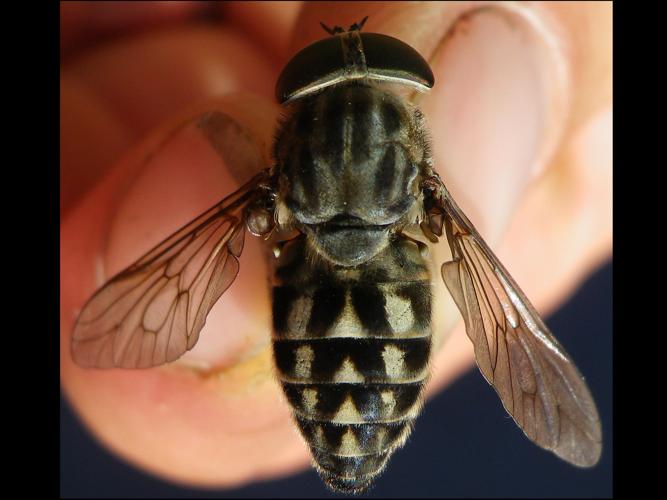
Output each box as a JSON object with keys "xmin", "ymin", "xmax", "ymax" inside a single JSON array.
[{"xmin": 272, "ymin": 237, "xmax": 432, "ymax": 492}]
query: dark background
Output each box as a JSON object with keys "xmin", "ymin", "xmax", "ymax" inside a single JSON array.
[{"xmin": 61, "ymin": 260, "xmax": 612, "ymax": 498}]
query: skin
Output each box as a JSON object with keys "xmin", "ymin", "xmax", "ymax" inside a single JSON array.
[{"xmin": 60, "ymin": 1, "xmax": 612, "ymax": 489}]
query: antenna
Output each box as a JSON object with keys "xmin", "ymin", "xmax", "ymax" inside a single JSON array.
[
  {"xmin": 349, "ymin": 16, "xmax": 368, "ymax": 32},
  {"xmin": 319, "ymin": 16, "xmax": 369, "ymax": 36}
]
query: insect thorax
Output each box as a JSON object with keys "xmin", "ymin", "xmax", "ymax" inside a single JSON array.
[
  {"xmin": 273, "ymin": 82, "xmax": 431, "ymax": 266},
  {"xmin": 272, "ymin": 235, "xmax": 432, "ymax": 493}
]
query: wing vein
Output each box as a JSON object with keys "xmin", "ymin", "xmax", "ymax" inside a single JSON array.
[{"xmin": 71, "ymin": 169, "xmax": 270, "ymax": 369}]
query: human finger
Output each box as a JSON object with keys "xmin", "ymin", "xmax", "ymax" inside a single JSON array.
[
  {"xmin": 220, "ymin": 1, "xmax": 303, "ymax": 63},
  {"xmin": 61, "ymin": 1, "xmax": 207, "ymax": 58},
  {"xmin": 61, "ymin": 21, "xmax": 276, "ymax": 216},
  {"xmin": 61, "ymin": 16, "xmax": 308, "ymax": 488}
]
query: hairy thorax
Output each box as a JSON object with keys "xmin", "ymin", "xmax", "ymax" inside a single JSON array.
[{"xmin": 274, "ymin": 83, "xmax": 431, "ymax": 266}]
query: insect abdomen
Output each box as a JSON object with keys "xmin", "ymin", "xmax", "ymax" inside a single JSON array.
[{"xmin": 272, "ymin": 237, "xmax": 431, "ymax": 493}]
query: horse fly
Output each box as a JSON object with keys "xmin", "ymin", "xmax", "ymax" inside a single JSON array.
[{"xmin": 71, "ymin": 18, "xmax": 602, "ymax": 494}]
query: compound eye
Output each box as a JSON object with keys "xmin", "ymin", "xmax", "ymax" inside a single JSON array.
[
  {"xmin": 276, "ymin": 33, "xmax": 434, "ymax": 104},
  {"xmin": 276, "ymin": 37, "xmax": 345, "ymax": 104},
  {"xmin": 360, "ymin": 33, "xmax": 434, "ymax": 90}
]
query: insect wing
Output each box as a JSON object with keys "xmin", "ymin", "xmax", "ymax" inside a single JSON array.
[
  {"xmin": 438, "ymin": 184, "xmax": 602, "ymax": 467},
  {"xmin": 71, "ymin": 171, "xmax": 269, "ymax": 369}
]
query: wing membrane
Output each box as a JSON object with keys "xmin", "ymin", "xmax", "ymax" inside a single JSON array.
[
  {"xmin": 438, "ymin": 182, "xmax": 602, "ymax": 467},
  {"xmin": 71, "ymin": 170, "xmax": 269, "ymax": 369}
]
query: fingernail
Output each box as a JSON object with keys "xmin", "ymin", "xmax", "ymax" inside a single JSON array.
[
  {"xmin": 423, "ymin": 3, "xmax": 569, "ymax": 242},
  {"xmin": 103, "ymin": 100, "xmax": 274, "ymax": 372}
]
